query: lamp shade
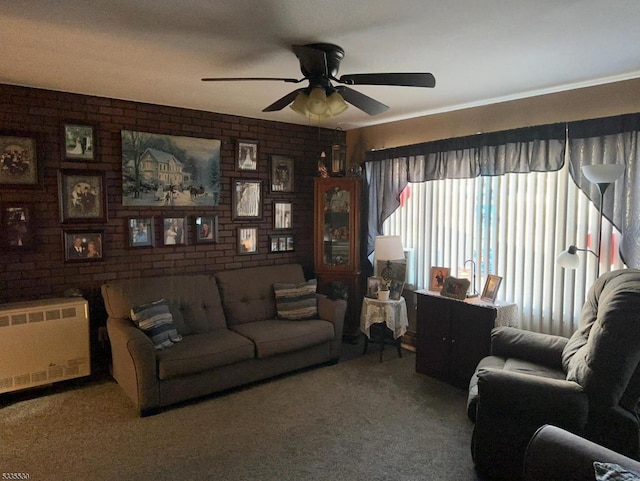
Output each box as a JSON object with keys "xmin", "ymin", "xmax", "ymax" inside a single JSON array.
[
  {"xmin": 374, "ymin": 235, "xmax": 404, "ymax": 261},
  {"xmin": 582, "ymin": 164, "xmax": 625, "ymax": 184},
  {"xmin": 557, "ymin": 245, "xmax": 580, "ymax": 270}
]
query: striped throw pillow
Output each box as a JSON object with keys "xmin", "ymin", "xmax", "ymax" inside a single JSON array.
[
  {"xmin": 130, "ymin": 299, "xmax": 183, "ymax": 349},
  {"xmin": 273, "ymin": 279, "xmax": 318, "ymax": 320}
]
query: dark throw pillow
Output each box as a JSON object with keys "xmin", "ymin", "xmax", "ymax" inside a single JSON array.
[
  {"xmin": 130, "ymin": 298, "xmax": 183, "ymax": 349},
  {"xmin": 273, "ymin": 279, "xmax": 318, "ymax": 320}
]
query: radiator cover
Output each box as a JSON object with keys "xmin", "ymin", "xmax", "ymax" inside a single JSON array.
[{"xmin": 0, "ymin": 297, "xmax": 90, "ymax": 393}]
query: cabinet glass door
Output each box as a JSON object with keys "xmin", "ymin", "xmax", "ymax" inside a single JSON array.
[{"xmin": 322, "ymin": 186, "xmax": 350, "ymax": 267}]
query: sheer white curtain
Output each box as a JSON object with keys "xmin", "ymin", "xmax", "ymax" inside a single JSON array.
[{"xmin": 382, "ymin": 160, "xmax": 624, "ymax": 337}]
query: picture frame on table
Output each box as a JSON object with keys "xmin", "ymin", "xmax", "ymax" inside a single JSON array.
[
  {"xmin": 195, "ymin": 215, "xmax": 218, "ymax": 244},
  {"xmin": 481, "ymin": 274, "xmax": 503, "ymax": 303},
  {"xmin": 429, "ymin": 266, "xmax": 450, "ymax": 291},
  {"xmin": 58, "ymin": 169, "xmax": 107, "ymax": 223},
  {"xmin": 128, "ymin": 217, "xmax": 154, "ymax": 248},
  {"xmin": 0, "ymin": 131, "xmax": 39, "ymax": 186},
  {"xmin": 63, "ymin": 229, "xmax": 104, "ymax": 262},
  {"xmin": 270, "ymin": 155, "xmax": 294, "ymax": 192},
  {"xmin": 273, "ymin": 201, "xmax": 292, "ymax": 230},
  {"xmin": 366, "ymin": 276, "xmax": 383, "ymax": 298},
  {"xmin": 162, "ymin": 217, "xmax": 186, "ymax": 246},
  {"xmin": 62, "ymin": 122, "xmax": 96, "ymax": 161},
  {"xmin": 236, "ymin": 139, "xmax": 258, "ymax": 171},
  {"xmin": 232, "ymin": 179, "xmax": 262, "ymax": 220},
  {"xmin": 389, "ymin": 279, "xmax": 405, "ymax": 301},
  {"xmin": 1, "ymin": 202, "xmax": 35, "ymax": 250},
  {"xmin": 238, "ymin": 227, "xmax": 258, "ymax": 255}
]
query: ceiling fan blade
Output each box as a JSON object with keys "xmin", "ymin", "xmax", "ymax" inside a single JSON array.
[
  {"xmin": 337, "ymin": 86, "xmax": 389, "ymax": 116},
  {"xmin": 202, "ymin": 77, "xmax": 301, "ymax": 83},
  {"xmin": 338, "ymin": 72, "xmax": 436, "ymax": 88},
  {"xmin": 262, "ymin": 89, "xmax": 304, "ymax": 112},
  {"xmin": 292, "ymin": 44, "xmax": 328, "ymax": 78}
]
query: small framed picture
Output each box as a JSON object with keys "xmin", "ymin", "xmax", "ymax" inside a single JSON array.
[
  {"xmin": 1, "ymin": 202, "xmax": 34, "ymax": 250},
  {"xmin": 195, "ymin": 215, "xmax": 218, "ymax": 243},
  {"xmin": 62, "ymin": 122, "xmax": 96, "ymax": 161},
  {"xmin": 162, "ymin": 217, "xmax": 186, "ymax": 246},
  {"xmin": 238, "ymin": 227, "xmax": 258, "ymax": 255},
  {"xmin": 274, "ymin": 201, "xmax": 292, "ymax": 230},
  {"xmin": 58, "ymin": 169, "xmax": 107, "ymax": 223},
  {"xmin": 429, "ymin": 266, "xmax": 450, "ymax": 291},
  {"xmin": 366, "ymin": 276, "xmax": 383, "ymax": 298},
  {"xmin": 236, "ymin": 139, "xmax": 258, "ymax": 171},
  {"xmin": 64, "ymin": 229, "xmax": 104, "ymax": 262},
  {"xmin": 441, "ymin": 276, "xmax": 470, "ymax": 300},
  {"xmin": 286, "ymin": 235, "xmax": 294, "ymax": 251},
  {"xmin": 481, "ymin": 275, "xmax": 503, "ymax": 303},
  {"xmin": 270, "ymin": 155, "xmax": 294, "ymax": 192},
  {"xmin": 128, "ymin": 217, "xmax": 154, "ymax": 248},
  {"xmin": 269, "ymin": 234, "xmax": 294, "ymax": 252},
  {"xmin": 389, "ymin": 279, "xmax": 405, "ymax": 301},
  {"xmin": 0, "ymin": 131, "xmax": 39, "ymax": 186},
  {"xmin": 232, "ymin": 179, "xmax": 262, "ymax": 220}
]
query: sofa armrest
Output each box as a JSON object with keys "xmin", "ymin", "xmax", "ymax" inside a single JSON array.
[
  {"xmin": 107, "ymin": 316, "xmax": 160, "ymax": 414},
  {"xmin": 523, "ymin": 425, "xmax": 640, "ymax": 481},
  {"xmin": 491, "ymin": 326, "xmax": 568, "ymax": 369}
]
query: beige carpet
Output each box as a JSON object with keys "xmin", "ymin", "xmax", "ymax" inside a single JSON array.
[{"xmin": 0, "ymin": 350, "xmax": 478, "ymax": 480}]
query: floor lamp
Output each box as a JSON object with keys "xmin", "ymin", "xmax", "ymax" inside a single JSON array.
[{"xmin": 557, "ymin": 164, "xmax": 625, "ymax": 278}]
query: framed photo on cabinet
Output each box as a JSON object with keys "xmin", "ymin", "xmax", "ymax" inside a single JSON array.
[
  {"xmin": 481, "ymin": 275, "xmax": 503, "ymax": 303},
  {"xmin": 1, "ymin": 202, "xmax": 34, "ymax": 250},
  {"xmin": 236, "ymin": 139, "xmax": 258, "ymax": 171},
  {"xmin": 58, "ymin": 169, "xmax": 107, "ymax": 223},
  {"xmin": 429, "ymin": 266, "xmax": 450, "ymax": 291}
]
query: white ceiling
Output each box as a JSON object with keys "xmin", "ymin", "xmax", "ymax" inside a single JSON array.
[{"xmin": 2, "ymin": 0, "xmax": 640, "ymax": 130}]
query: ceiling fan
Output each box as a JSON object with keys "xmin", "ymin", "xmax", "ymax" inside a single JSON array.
[{"xmin": 202, "ymin": 43, "xmax": 436, "ymax": 119}]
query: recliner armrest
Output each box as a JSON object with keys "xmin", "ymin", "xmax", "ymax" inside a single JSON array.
[{"xmin": 491, "ymin": 326, "xmax": 568, "ymax": 370}]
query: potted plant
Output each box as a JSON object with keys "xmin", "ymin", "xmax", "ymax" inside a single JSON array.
[{"xmin": 377, "ymin": 281, "xmax": 390, "ymax": 300}]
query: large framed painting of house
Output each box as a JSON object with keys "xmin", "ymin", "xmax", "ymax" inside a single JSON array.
[{"xmin": 121, "ymin": 130, "xmax": 221, "ymax": 207}]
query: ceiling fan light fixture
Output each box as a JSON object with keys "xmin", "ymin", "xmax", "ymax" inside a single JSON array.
[
  {"xmin": 307, "ymin": 87, "xmax": 328, "ymax": 115},
  {"xmin": 290, "ymin": 91, "xmax": 310, "ymax": 116},
  {"xmin": 326, "ymin": 91, "xmax": 348, "ymax": 116}
]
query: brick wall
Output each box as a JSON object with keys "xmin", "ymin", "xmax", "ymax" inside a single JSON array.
[{"xmin": 0, "ymin": 83, "xmax": 341, "ymax": 303}]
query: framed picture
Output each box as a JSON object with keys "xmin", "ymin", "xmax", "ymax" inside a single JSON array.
[
  {"xmin": 128, "ymin": 217, "xmax": 154, "ymax": 248},
  {"xmin": 236, "ymin": 139, "xmax": 258, "ymax": 171},
  {"xmin": 0, "ymin": 132, "xmax": 38, "ymax": 186},
  {"xmin": 376, "ymin": 259, "xmax": 407, "ymax": 284},
  {"xmin": 121, "ymin": 130, "xmax": 221, "ymax": 206},
  {"xmin": 1, "ymin": 202, "xmax": 34, "ymax": 249},
  {"xmin": 270, "ymin": 155, "xmax": 294, "ymax": 192},
  {"xmin": 274, "ymin": 201, "xmax": 292, "ymax": 230},
  {"xmin": 269, "ymin": 234, "xmax": 294, "ymax": 253},
  {"xmin": 481, "ymin": 275, "xmax": 503, "ymax": 303},
  {"xmin": 162, "ymin": 217, "xmax": 186, "ymax": 246},
  {"xmin": 429, "ymin": 266, "xmax": 450, "ymax": 291},
  {"xmin": 366, "ymin": 276, "xmax": 383, "ymax": 298},
  {"xmin": 62, "ymin": 122, "xmax": 96, "ymax": 161},
  {"xmin": 195, "ymin": 215, "xmax": 218, "ymax": 243},
  {"xmin": 232, "ymin": 179, "xmax": 262, "ymax": 220},
  {"xmin": 238, "ymin": 227, "xmax": 258, "ymax": 255},
  {"xmin": 63, "ymin": 229, "xmax": 104, "ymax": 262},
  {"xmin": 58, "ymin": 170, "xmax": 107, "ymax": 223},
  {"xmin": 389, "ymin": 279, "xmax": 405, "ymax": 301},
  {"xmin": 440, "ymin": 276, "xmax": 470, "ymax": 300}
]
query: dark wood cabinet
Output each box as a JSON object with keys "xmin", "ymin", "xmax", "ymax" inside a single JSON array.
[
  {"xmin": 314, "ymin": 177, "xmax": 362, "ymax": 342},
  {"xmin": 415, "ymin": 290, "xmax": 501, "ymax": 389}
]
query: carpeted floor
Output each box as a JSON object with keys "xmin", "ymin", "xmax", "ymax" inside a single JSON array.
[{"xmin": 1, "ymin": 346, "xmax": 479, "ymax": 481}]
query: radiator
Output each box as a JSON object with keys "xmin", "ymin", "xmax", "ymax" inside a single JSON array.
[{"xmin": 0, "ymin": 297, "xmax": 90, "ymax": 394}]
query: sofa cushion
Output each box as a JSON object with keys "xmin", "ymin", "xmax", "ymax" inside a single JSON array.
[
  {"xmin": 156, "ymin": 329, "xmax": 255, "ymax": 380},
  {"xmin": 273, "ymin": 279, "xmax": 318, "ymax": 320},
  {"xmin": 130, "ymin": 299, "xmax": 183, "ymax": 349},
  {"xmin": 231, "ymin": 319, "xmax": 334, "ymax": 358},
  {"xmin": 563, "ymin": 269, "xmax": 640, "ymax": 408},
  {"xmin": 216, "ymin": 264, "xmax": 306, "ymax": 326},
  {"xmin": 102, "ymin": 275, "xmax": 227, "ymax": 335}
]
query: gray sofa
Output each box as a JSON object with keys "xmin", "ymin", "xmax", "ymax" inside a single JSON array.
[{"xmin": 102, "ymin": 264, "xmax": 346, "ymax": 415}]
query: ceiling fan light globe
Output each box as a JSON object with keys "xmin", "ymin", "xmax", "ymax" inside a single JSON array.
[
  {"xmin": 290, "ymin": 92, "xmax": 310, "ymax": 116},
  {"xmin": 307, "ymin": 87, "xmax": 328, "ymax": 115},
  {"xmin": 326, "ymin": 92, "xmax": 348, "ymax": 116}
]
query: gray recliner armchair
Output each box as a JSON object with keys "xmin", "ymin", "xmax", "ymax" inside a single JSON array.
[{"xmin": 467, "ymin": 268, "xmax": 640, "ymax": 481}]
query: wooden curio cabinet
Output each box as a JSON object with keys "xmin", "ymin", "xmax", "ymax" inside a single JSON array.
[{"xmin": 314, "ymin": 177, "xmax": 363, "ymax": 342}]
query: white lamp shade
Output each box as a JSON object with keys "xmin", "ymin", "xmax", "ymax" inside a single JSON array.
[
  {"xmin": 582, "ymin": 164, "xmax": 625, "ymax": 184},
  {"xmin": 374, "ymin": 235, "xmax": 404, "ymax": 261},
  {"xmin": 557, "ymin": 247, "xmax": 580, "ymax": 270}
]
